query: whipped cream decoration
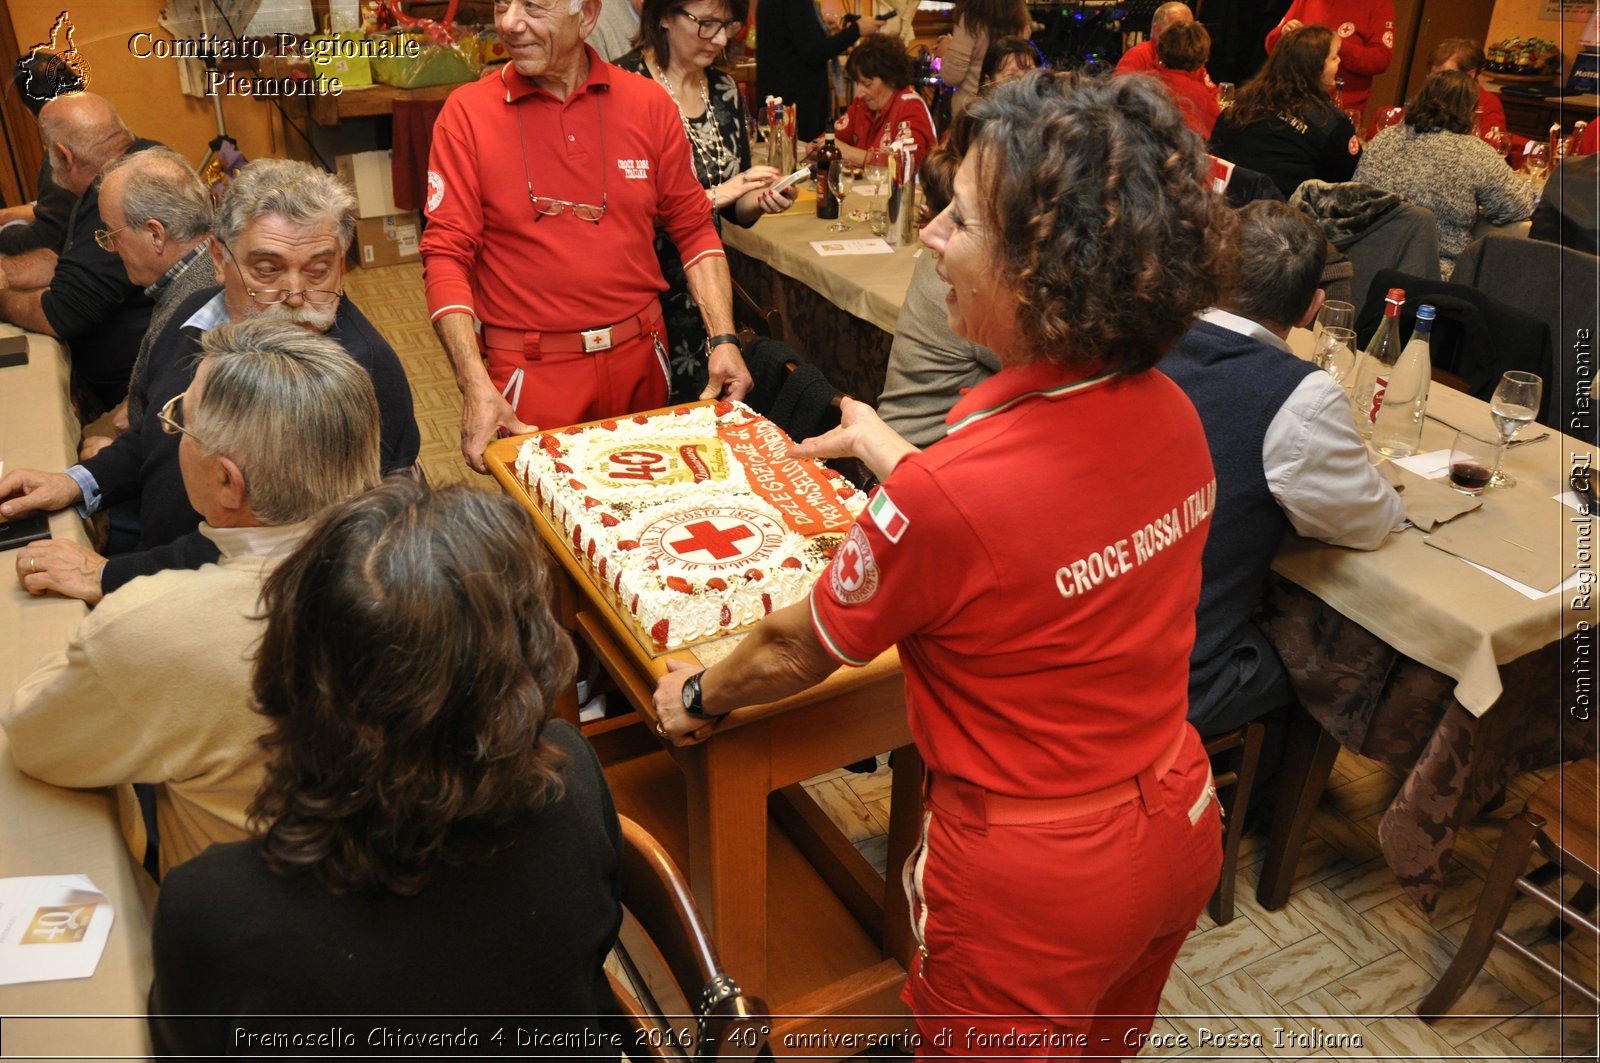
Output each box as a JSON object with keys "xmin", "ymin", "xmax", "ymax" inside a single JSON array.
[{"xmin": 516, "ymin": 402, "xmax": 863, "ymax": 649}]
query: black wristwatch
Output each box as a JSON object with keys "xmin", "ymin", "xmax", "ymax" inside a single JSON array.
[
  {"xmin": 682, "ymin": 670, "xmax": 714, "ymax": 720},
  {"xmin": 706, "ymin": 333, "xmax": 742, "ymax": 353}
]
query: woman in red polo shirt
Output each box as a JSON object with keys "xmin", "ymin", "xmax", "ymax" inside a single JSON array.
[
  {"xmin": 826, "ymin": 34, "xmax": 938, "ymax": 168},
  {"xmin": 654, "ymin": 72, "xmax": 1232, "ymax": 1056}
]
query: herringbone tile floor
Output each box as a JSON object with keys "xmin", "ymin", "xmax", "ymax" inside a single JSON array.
[{"xmin": 350, "ymin": 260, "xmax": 1599, "ymax": 1061}]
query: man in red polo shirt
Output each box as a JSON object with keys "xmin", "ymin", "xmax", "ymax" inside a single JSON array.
[{"xmin": 422, "ymin": 0, "xmax": 755, "ymax": 472}]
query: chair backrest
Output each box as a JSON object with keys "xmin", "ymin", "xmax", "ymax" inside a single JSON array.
[
  {"xmin": 610, "ymin": 816, "xmax": 770, "ymax": 1063},
  {"xmin": 1453, "ymin": 233, "xmax": 1600, "ymax": 435},
  {"xmin": 1353, "ymin": 269, "xmax": 1555, "ymax": 417},
  {"xmin": 732, "ymin": 276, "xmax": 785, "ymax": 344},
  {"xmin": 1290, "ymin": 181, "xmax": 1442, "ymax": 317}
]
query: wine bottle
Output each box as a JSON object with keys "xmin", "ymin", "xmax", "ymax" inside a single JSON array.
[
  {"xmin": 815, "ymin": 134, "xmax": 841, "ymax": 221},
  {"xmin": 1351, "ymin": 287, "xmax": 1405, "ymax": 439},
  {"xmin": 1372, "ymin": 304, "xmax": 1435, "ymax": 459}
]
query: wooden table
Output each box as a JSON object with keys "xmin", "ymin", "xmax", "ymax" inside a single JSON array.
[
  {"xmin": 1256, "ymin": 363, "xmax": 1595, "ymax": 914},
  {"xmin": 0, "ymin": 327, "xmax": 156, "ymax": 1058},
  {"xmin": 484, "ymin": 428, "xmax": 920, "ymax": 1052},
  {"xmin": 723, "ymin": 191, "xmax": 921, "ymax": 402}
]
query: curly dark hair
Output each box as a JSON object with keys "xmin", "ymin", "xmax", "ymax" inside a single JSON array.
[
  {"xmin": 636, "ymin": 0, "xmax": 750, "ymax": 69},
  {"xmin": 249, "ymin": 479, "xmax": 578, "ymax": 896},
  {"xmin": 845, "ymin": 33, "xmax": 914, "ymax": 90},
  {"xmin": 1406, "ymin": 70, "xmax": 1478, "ymax": 135},
  {"xmin": 1156, "ymin": 20, "xmax": 1210, "ymax": 73},
  {"xmin": 1229, "ymin": 24, "xmax": 1338, "ymax": 129},
  {"xmin": 964, "ymin": 71, "xmax": 1236, "ymax": 372},
  {"xmin": 980, "ymin": 35, "xmax": 1044, "ymax": 86},
  {"xmin": 953, "ymin": 0, "xmax": 1030, "ymax": 39}
]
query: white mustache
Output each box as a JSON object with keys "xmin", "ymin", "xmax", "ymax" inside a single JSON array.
[{"xmin": 253, "ymin": 299, "xmax": 338, "ymax": 331}]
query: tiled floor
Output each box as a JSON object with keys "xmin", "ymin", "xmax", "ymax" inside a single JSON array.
[{"xmin": 351, "ymin": 260, "xmax": 1599, "ymax": 1060}]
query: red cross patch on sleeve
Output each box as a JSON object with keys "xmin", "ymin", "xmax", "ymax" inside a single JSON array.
[{"xmin": 829, "ymin": 524, "xmax": 880, "ymax": 605}]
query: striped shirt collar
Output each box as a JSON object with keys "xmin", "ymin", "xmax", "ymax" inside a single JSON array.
[
  {"xmin": 945, "ymin": 360, "xmax": 1117, "ymax": 435},
  {"xmin": 144, "ymin": 237, "xmax": 211, "ymax": 301}
]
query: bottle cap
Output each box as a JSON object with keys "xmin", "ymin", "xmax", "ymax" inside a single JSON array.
[
  {"xmin": 1386, "ymin": 287, "xmax": 1405, "ymax": 301},
  {"xmin": 1416, "ymin": 304, "xmax": 1436, "ymax": 320}
]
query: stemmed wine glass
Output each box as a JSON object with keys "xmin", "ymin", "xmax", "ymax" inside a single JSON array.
[
  {"xmin": 862, "ymin": 147, "xmax": 890, "ymax": 234},
  {"xmin": 826, "ymin": 158, "xmax": 851, "ymax": 232},
  {"xmin": 1487, "ymin": 370, "xmax": 1542, "ymax": 488},
  {"xmin": 1311, "ymin": 300, "xmax": 1356, "ymax": 384}
]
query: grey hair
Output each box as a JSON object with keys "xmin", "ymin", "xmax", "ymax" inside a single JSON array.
[
  {"xmin": 1152, "ymin": 2, "xmax": 1193, "ymax": 35},
  {"xmin": 189, "ymin": 318, "xmax": 381, "ymax": 526},
  {"xmin": 98, "ymin": 147, "xmax": 213, "ymax": 242},
  {"xmin": 214, "ymin": 158, "xmax": 357, "ymax": 252}
]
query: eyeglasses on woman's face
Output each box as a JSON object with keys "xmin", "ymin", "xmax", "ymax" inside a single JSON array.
[{"xmin": 674, "ymin": 8, "xmax": 743, "ymax": 39}]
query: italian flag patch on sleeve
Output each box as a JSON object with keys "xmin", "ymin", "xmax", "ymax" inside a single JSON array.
[{"xmin": 867, "ymin": 489, "xmax": 908, "ymax": 543}]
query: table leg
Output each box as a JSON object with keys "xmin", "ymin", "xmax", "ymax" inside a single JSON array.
[
  {"xmin": 682, "ymin": 725, "xmax": 774, "ymax": 999},
  {"xmin": 1256, "ymin": 708, "xmax": 1340, "ymax": 910}
]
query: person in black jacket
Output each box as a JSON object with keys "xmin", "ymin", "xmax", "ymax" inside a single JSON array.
[
  {"xmin": 755, "ymin": 0, "xmax": 883, "ymax": 140},
  {"xmin": 0, "ymin": 93, "xmax": 159, "ymax": 415},
  {"xmin": 0, "ymin": 158, "xmax": 421, "ymax": 604},
  {"xmin": 0, "ymin": 52, "xmax": 83, "ymax": 256},
  {"xmin": 147, "ymin": 478, "xmax": 622, "ymax": 1058},
  {"xmin": 1209, "ymin": 24, "xmax": 1361, "ymax": 198}
]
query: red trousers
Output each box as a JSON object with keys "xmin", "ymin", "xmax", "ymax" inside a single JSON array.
[
  {"xmin": 483, "ymin": 303, "xmax": 670, "ymax": 429},
  {"xmin": 903, "ymin": 725, "xmax": 1221, "ymax": 1061}
]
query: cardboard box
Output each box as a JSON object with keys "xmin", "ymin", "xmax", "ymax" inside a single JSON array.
[
  {"xmin": 353, "ymin": 212, "xmax": 421, "ymax": 268},
  {"xmin": 336, "ymin": 151, "xmax": 401, "ymax": 219}
]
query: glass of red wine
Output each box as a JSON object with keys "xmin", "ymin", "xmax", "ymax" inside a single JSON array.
[{"xmin": 1448, "ymin": 430, "xmax": 1502, "ymax": 495}]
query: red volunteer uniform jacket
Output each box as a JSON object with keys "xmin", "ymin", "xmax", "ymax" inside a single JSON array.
[
  {"xmin": 1266, "ymin": 0, "xmax": 1395, "ymax": 118},
  {"xmin": 1150, "ymin": 66, "xmax": 1222, "ymax": 139},
  {"xmin": 832, "ymin": 89, "xmax": 938, "ymax": 166},
  {"xmin": 421, "ymin": 51, "xmax": 725, "ymax": 333},
  {"xmin": 809, "ymin": 361, "xmax": 1216, "ymax": 797}
]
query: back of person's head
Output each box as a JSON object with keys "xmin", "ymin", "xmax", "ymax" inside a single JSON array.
[
  {"xmin": 215, "ymin": 158, "xmax": 357, "ymax": 252},
  {"xmin": 1232, "ymin": 24, "xmax": 1336, "ymax": 127},
  {"xmin": 1407, "ymin": 70, "xmax": 1478, "ymax": 135},
  {"xmin": 189, "ymin": 318, "xmax": 381, "ymax": 526},
  {"xmin": 846, "ymin": 33, "xmax": 915, "ymax": 89},
  {"xmin": 1157, "ymin": 20, "xmax": 1210, "ymax": 73},
  {"xmin": 953, "ymin": 0, "xmax": 1029, "ymax": 39},
  {"xmin": 965, "ymin": 71, "xmax": 1235, "ymax": 372},
  {"xmin": 1151, "ymin": 1, "xmax": 1194, "ymax": 37},
  {"xmin": 1223, "ymin": 201, "xmax": 1326, "ymax": 332},
  {"xmin": 37, "ymin": 92, "xmax": 132, "ymax": 173},
  {"xmin": 979, "ymin": 36, "xmax": 1044, "ymax": 87},
  {"xmin": 250, "ymin": 478, "xmax": 578, "ymax": 896},
  {"xmin": 1428, "ymin": 38, "xmax": 1486, "ymax": 77},
  {"xmin": 12, "ymin": 52, "xmax": 83, "ymax": 116},
  {"xmin": 98, "ymin": 146, "xmax": 212, "ymax": 242}
]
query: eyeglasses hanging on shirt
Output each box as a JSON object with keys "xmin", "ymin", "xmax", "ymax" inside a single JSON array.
[{"xmin": 518, "ymin": 85, "xmax": 609, "ymax": 224}]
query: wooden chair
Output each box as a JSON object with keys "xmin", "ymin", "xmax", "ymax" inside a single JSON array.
[
  {"xmin": 732, "ymin": 276, "xmax": 785, "ymax": 345},
  {"xmin": 610, "ymin": 816, "xmax": 771, "ymax": 1062},
  {"xmin": 1419, "ymin": 757, "xmax": 1599, "ymax": 1019},
  {"xmin": 1203, "ymin": 722, "xmax": 1265, "ymax": 926}
]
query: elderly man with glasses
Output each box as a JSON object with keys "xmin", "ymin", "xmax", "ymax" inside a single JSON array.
[
  {"xmin": 422, "ymin": 0, "xmax": 753, "ymax": 473},
  {"xmin": 0, "ymin": 158, "xmax": 419, "ymax": 604},
  {"xmin": 76, "ymin": 146, "xmax": 218, "ymax": 461},
  {"xmin": 4, "ymin": 317, "xmax": 384, "ymax": 878},
  {"xmin": 0, "ymin": 92, "xmax": 161, "ymax": 417}
]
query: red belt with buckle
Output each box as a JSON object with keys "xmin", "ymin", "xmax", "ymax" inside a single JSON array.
[
  {"xmin": 926, "ymin": 726, "xmax": 1189, "ymax": 826},
  {"xmin": 481, "ymin": 302, "xmax": 661, "ymax": 355}
]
